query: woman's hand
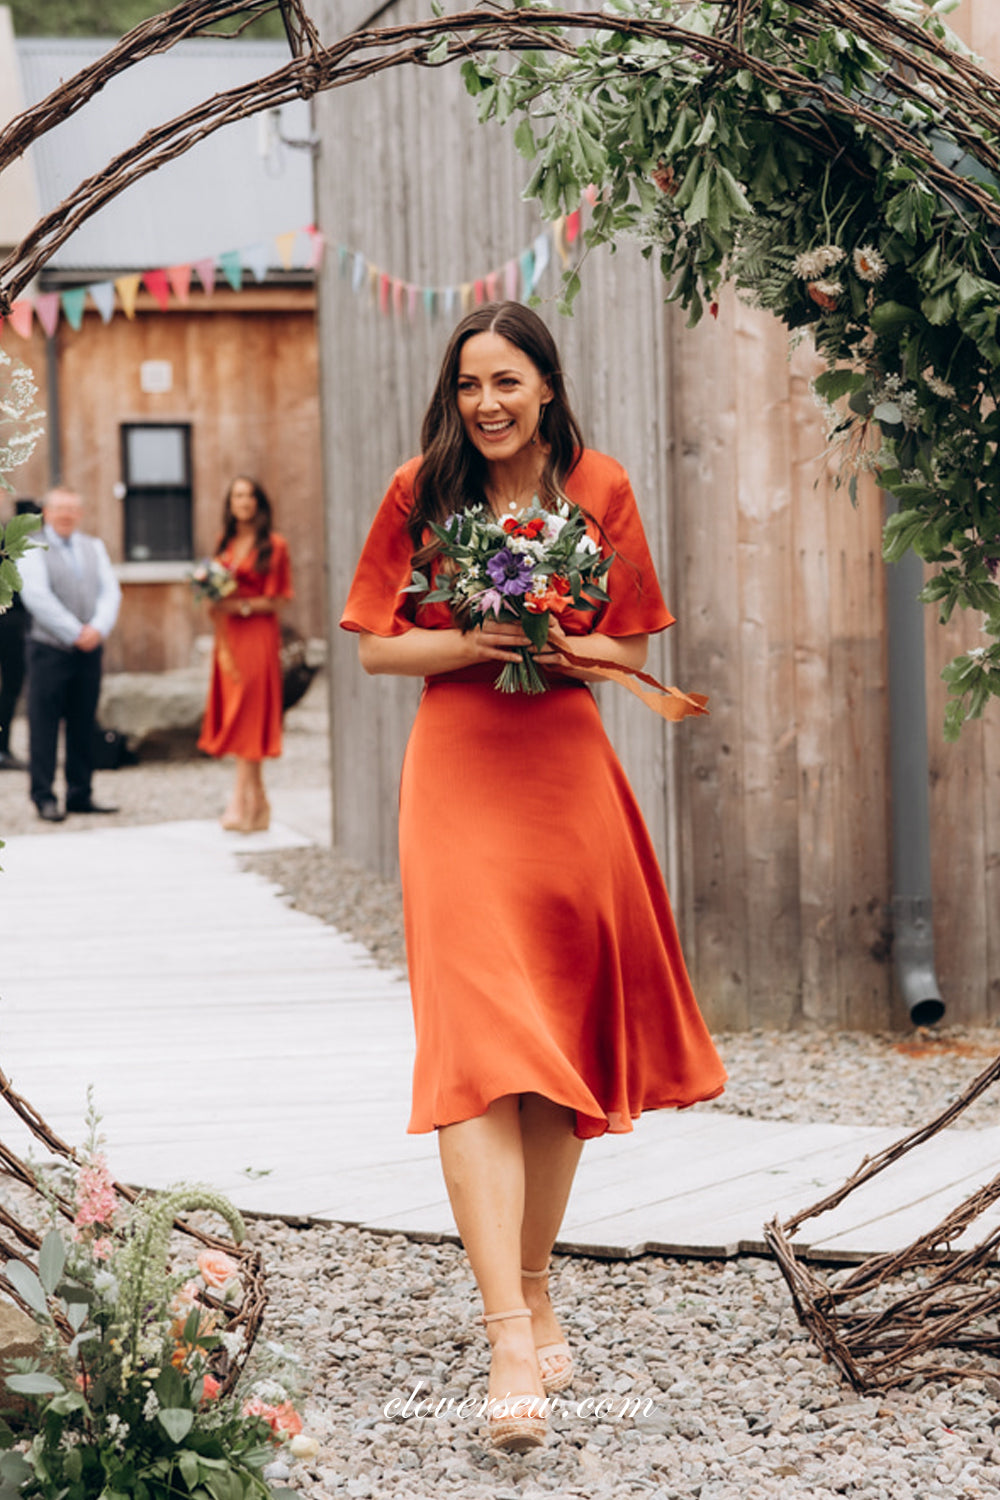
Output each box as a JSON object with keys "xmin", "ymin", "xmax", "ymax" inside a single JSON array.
[{"xmin": 533, "ymin": 619, "xmax": 649, "ymax": 682}]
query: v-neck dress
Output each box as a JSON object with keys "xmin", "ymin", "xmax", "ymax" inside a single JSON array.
[
  {"xmin": 198, "ymin": 534, "xmax": 292, "ymax": 761},
  {"xmin": 341, "ymin": 450, "xmax": 725, "ymax": 1137}
]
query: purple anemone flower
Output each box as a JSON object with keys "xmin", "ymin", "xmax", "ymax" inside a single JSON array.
[{"xmin": 487, "ymin": 548, "xmax": 534, "ymax": 596}]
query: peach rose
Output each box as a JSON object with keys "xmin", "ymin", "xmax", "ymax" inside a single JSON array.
[{"xmin": 197, "ymin": 1249, "xmax": 240, "ymax": 1289}]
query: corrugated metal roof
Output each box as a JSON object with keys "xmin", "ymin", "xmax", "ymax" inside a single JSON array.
[{"xmin": 17, "ymin": 37, "xmax": 314, "ymax": 272}]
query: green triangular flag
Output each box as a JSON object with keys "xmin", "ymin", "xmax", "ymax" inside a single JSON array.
[
  {"xmin": 218, "ymin": 250, "xmax": 242, "ymax": 291},
  {"xmin": 60, "ymin": 288, "xmax": 87, "ymax": 331}
]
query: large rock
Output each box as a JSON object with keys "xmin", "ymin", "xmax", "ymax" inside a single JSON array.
[
  {"xmin": 99, "ymin": 636, "xmax": 326, "ymax": 758},
  {"xmin": 0, "ymin": 1298, "xmax": 45, "ymax": 1419},
  {"xmin": 99, "ymin": 666, "xmax": 208, "ymax": 759}
]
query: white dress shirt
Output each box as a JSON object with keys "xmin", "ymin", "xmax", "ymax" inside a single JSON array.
[{"xmin": 18, "ymin": 525, "xmax": 122, "ymax": 648}]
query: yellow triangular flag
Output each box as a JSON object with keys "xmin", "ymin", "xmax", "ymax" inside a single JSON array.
[
  {"xmin": 115, "ymin": 274, "xmax": 141, "ymax": 320},
  {"xmin": 460, "ymin": 281, "xmax": 474, "ymax": 313},
  {"xmin": 275, "ymin": 231, "xmax": 298, "ymax": 270}
]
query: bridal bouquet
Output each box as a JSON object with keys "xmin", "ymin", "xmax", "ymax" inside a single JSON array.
[
  {"xmin": 189, "ymin": 558, "xmax": 237, "ymax": 604},
  {"xmin": 406, "ymin": 500, "xmax": 613, "ymax": 693}
]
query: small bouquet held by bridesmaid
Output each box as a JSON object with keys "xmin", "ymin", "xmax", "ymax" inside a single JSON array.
[
  {"xmin": 189, "ymin": 557, "xmax": 237, "ymax": 603},
  {"xmin": 407, "ymin": 500, "xmax": 613, "ymax": 693}
]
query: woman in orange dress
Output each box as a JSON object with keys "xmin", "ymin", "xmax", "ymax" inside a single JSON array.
[
  {"xmin": 341, "ymin": 303, "xmax": 725, "ymax": 1451},
  {"xmin": 198, "ymin": 476, "xmax": 292, "ymax": 832}
]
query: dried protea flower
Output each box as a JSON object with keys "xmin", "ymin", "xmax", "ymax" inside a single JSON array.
[
  {"xmin": 793, "ymin": 245, "xmax": 845, "ymax": 279},
  {"xmin": 807, "ymin": 279, "xmax": 843, "ymax": 311},
  {"xmin": 651, "ymin": 162, "xmax": 678, "ymax": 196},
  {"xmin": 853, "ymin": 245, "xmax": 888, "ymax": 282},
  {"xmin": 925, "ymin": 372, "xmax": 957, "ymax": 400}
]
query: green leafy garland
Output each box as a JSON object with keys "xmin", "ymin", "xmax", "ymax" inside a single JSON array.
[{"xmin": 461, "ymin": 0, "xmax": 1000, "ymax": 737}]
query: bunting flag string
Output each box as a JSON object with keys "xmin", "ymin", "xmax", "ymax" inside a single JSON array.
[{"xmin": 0, "ymin": 206, "xmax": 587, "ymax": 343}]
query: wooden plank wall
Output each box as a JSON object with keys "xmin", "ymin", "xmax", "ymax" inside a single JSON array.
[
  {"xmin": 1, "ymin": 291, "xmax": 325, "ymax": 671},
  {"xmin": 315, "ymin": 0, "xmax": 999, "ymax": 1030},
  {"xmin": 315, "ymin": 0, "xmax": 677, "ymax": 884}
]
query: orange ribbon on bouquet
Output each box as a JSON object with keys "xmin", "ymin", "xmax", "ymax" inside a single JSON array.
[{"xmin": 550, "ymin": 641, "xmax": 709, "ymax": 721}]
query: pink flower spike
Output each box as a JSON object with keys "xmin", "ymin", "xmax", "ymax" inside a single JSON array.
[{"xmin": 74, "ymin": 1154, "xmax": 116, "ymax": 1229}]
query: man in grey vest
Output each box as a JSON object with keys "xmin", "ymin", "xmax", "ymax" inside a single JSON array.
[{"xmin": 18, "ymin": 487, "xmax": 122, "ymax": 822}]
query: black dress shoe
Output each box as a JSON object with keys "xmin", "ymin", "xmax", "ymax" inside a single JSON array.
[
  {"xmin": 36, "ymin": 799, "xmax": 66, "ymax": 823},
  {"xmin": 0, "ymin": 750, "xmax": 27, "ymax": 771},
  {"xmin": 65, "ymin": 799, "xmax": 119, "ymax": 815}
]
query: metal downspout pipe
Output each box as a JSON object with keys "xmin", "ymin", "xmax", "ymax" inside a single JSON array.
[{"xmin": 885, "ymin": 499, "xmax": 946, "ymax": 1027}]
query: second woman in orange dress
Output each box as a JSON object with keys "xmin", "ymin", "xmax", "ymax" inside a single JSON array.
[{"xmin": 198, "ymin": 476, "xmax": 292, "ymax": 832}]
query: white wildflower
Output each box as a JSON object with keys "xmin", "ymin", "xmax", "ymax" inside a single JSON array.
[
  {"xmin": 967, "ymin": 646, "xmax": 987, "ymax": 661},
  {"xmin": 105, "ymin": 1414, "xmax": 130, "ymax": 1450},
  {"xmin": 143, "ymin": 1389, "xmax": 161, "ymax": 1420},
  {"xmin": 250, "ymin": 1378, "xmax": 289, "ymax": 1404},
  {"xmin": 793, "ymin": 245, "xmax": 845, "ymax": 279},
  {"xmin": 220, "ymin": 1328, "xmax": 246, "ymax": 1358},
  {"xmin": 853, "ymin": 244, "xmax": 887, "ymax": 282}
]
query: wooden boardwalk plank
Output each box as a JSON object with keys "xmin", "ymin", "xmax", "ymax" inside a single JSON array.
[{"xmin": 1, "ymin": 817, "xmax": 993, "ymax": 1261}]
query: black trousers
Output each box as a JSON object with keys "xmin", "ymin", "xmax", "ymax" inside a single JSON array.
[
  {"xmin": 27, "ymin": 640, "xmax": 102, "ymax": 807},
  {"xmin": 0, "ymin": 611, "xmax": 26, "ymax": 753}
]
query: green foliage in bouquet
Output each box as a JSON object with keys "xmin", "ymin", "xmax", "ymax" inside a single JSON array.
[
  {"xmin": 458, "ymin": 0, "xmax": 1000, "ymax": 736},
  {"xmin": 0, "ymin": 1112, "xmax": 300, "ymax": 1500}
]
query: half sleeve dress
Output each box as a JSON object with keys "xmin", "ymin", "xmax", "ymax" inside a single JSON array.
[
  {"xmin": 341, "ymin": 450, "xmax": 725, "ymax": 1138},
  {"xmin": 198, "ymin": 534, "xmax": 292, "ymax": 762}
]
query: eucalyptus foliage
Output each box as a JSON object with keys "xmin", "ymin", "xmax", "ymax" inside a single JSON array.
[{"xmin": 461, "ymin": 0, "xmax": 1000, "ymax": 737}]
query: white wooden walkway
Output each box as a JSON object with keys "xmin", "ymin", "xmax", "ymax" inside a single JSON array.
[{"xmin": 2, "ymin": 809, "xmax": 997, "ymax": 1263}]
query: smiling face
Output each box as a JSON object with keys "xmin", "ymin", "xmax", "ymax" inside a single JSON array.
[
  {"xmin": 227, "ymin": 477, "xmax": 259, "ymax": 525},
  {"xmin": 456, "ymin": 331, "xmax": 552, "ymax": 465}
]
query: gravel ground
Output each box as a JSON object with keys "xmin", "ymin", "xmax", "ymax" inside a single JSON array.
[{"xmin": 4, "ymin": 676, "xmax": 1000, "ymax": 1497}]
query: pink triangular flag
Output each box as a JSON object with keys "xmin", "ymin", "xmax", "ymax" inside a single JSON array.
[
  {"xmin": 167, "ymin": 264, "xmax": 192, "ymax": 304},
  {"xmin": 565, "ymin": 209, "xmax": 581, "ymax": 245},
  {"xmin": 7, "ymin": 300, "xmax": 33, "ymax": 338},
  {"xmin": 485, "ymin": 271, "xmax": 499, "ymax": 302},
  {"xmin": 34, "ymin": 292, "xmax": 60, "ymax": 337},
  {"xmin": 143, "ymin": 269, "xmax": 171, "ymax": 311},
  {"xmin": 304, "ymin": 229, "xmax": 325, "ymax": 270},
  {"xmin": 504, "ymin": 259, "xmax": 519, "ymax": 300},
  {"xmin": 193, "ymin": 258, "xmax": 216, "ymax": 295}
]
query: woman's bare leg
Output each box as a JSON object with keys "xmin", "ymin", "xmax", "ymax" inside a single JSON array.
[
  {"xmin": 223, "ymin": 758, "xmax": 268, "ymax": 829},
  {"xmin": 519, "ymin": 1094, "xmax": 583, "ymax": 1373},
  {"xmin": 438, "ymin": 1097, "xmax": 545, "ymax": 1406}
]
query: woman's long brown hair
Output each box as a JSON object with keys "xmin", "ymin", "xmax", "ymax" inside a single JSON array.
[
  {"xmin": 216, "ymin": 476, "xmax": 274, "ymax": 574},
  {"xmin": 409, "ymin": 302, "xmax": 585, "ymax": 552}
]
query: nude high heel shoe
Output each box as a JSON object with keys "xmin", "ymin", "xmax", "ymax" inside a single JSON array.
[
  {"xmin": 482, "ymin": 1309, "xmax": 547, "ymax": 1452},
  {"xmin": 522, "ymin": 1265, "xmax": 574, "ymax": 1394}
]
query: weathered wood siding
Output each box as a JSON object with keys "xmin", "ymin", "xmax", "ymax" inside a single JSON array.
[
  {"xmin": 1, "ymin": 289, "xmax": 324, "ymax": 672},
  {"xmin": 315, "ymin": 0, "xmax": 999, "ymax": 1030}
]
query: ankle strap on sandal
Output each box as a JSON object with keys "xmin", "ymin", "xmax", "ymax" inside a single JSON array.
[
  {"xmin": 483, "ymin": 1307, "xmax": 533, "ymax": 1326},
  {"xmin": 520, "ymin": 1266, "xmax": 550, "ymax": 1279}
]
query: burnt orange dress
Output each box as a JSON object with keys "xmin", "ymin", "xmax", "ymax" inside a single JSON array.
[
  {"xmin": 341, "ymin": 451, "xmax": 725, "ymax": 1138},
  {"xmin": 198, "ymin": 534, "xmax": 292, "ymax": 761}
]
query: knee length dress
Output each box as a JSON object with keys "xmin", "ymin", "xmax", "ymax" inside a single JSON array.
[
  {"xmin": 198, "ymin": 534, "xmax": 292, "ymax": 761},
  {"xmin": 341, "ymin": 450, "xmax": 725, "ymax": 1138}
]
